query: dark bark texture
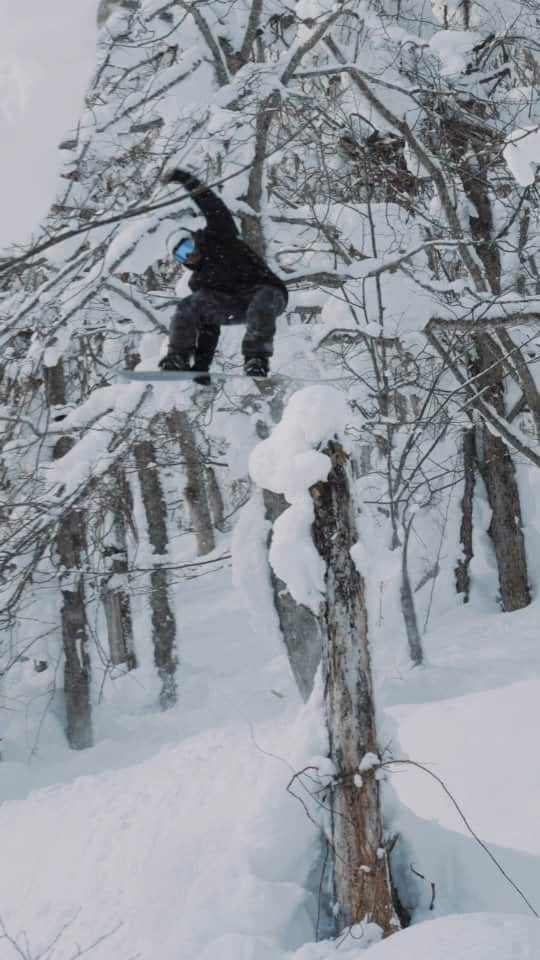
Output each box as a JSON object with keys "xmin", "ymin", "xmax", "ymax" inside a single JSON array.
[
  {"xmin": 102, "ymin": 470, "xmax": 136, "ymax": 670},
  {"xmin": 446, "ymin": 108, "xmax": 530, "ymax": 611},
  {"xmin": 50, "ymin": 365, "xmax": 93, "ymax": 750},
  {"xmin": 150, "ymin": 567, "xmax": 177, "ymax": 709},
  {"xmin": 311, "ymin": 441, "xmax": 399, "ymax": 938},
  {"xmin": 475, "ymin": 335, "xmax": 530, "ymax": 610},
  {"xmin": 134, "ymin": 436, "xmax": 177, "ymax": 707},
  {"xmin": 205, "ymin": 466, "xmax": 226, "ymax": 531},
  {"xmin": 400, "ymin": 521, "xmax": 423, "ymax": 666},
  {"xmin": 167, "ymin": 411, "xmax": 215, "ymax": 557},
  {"xmin": 455, "ymin": 427, "xmax": 475, "ymax": 602},
  {"xmin": 57, "ymin": 506, "xmax": 93, "ymax": 750}
]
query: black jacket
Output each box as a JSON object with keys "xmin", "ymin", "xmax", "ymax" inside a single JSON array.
[{"xmin": 170, "ymin": 170, "xmax": 288, "ymax": 303}]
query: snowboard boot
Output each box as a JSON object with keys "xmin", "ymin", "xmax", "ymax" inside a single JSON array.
[
  {"xmin": 244, "ymin": 356, "xmax": 269, "ymax": 378},
  {"xmin": 193, "ymin": 354, "xmax": 211, "ymax": 385},
  {"xmin": 159, "ymin": 352, "xmax": 192, "ymax": 371}
]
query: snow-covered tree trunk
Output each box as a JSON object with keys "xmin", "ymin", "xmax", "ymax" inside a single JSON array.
[
  {"xmin": 204, "ymin": 466, "xmax": 225, "ymax": 532},
  {"xmin": 455, "ymin": 428, "xmax": 475, "ymax": 602},
  {"xmin": 101, "ymin": 469, "xmax": 136, "ymax": 670},
  {"xmin": 475, "ymin": 338, "xmax": 530, "ymax": 610},
  {"xmin": 167, "ymin": 411, "xmax": 215, "ymax": 557},
  {"xmin": 149, "ymin": 567, "xmax": 177, "ymax": 710},
  {"xmin": 55, "ymin": 466, "xmax": 93, "ymax": 750},
  {"xmin": 46, "ymin": 360, "xmax": 93, "ymax": 749},
  {"xmin": 133, "ymin": 435, "xmax": 177, "ymax": 708},
  {"xmin": 444, "ymin": 62, "xmax": 531, "ymax": 611},
  {"xmin": 263, "ymin": 489, "xmax": 322, "ymax": 701},
  {"xmin": 255, "ymin": 387, "xmax": 322, "ymax": 701},
  {"xmin": 400, "ymin": 519, "xmax": 423, "ymax": 666},
  {"xmin": 43, "ymin": 360, "xmax": 66, "ymax": 412},
  {"xmin": 311, "ymin": 441, "xmax": 399, "ymax": 938}
]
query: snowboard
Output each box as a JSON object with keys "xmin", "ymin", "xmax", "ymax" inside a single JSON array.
[
  {"xmin": 116, "ymin": 369, "xmax": 349, "ymax": 384},
  {"xmin": 116, "ymin": 369, "xmax": 266, "ymax": 383}
]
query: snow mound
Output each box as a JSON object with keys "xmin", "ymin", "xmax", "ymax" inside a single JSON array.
[
  {"xmin": 296, "ymin": 914, "xmax": 540, "ymax": 960},
  {"xmin": 366, "ymin": 913, "xmax": 540, "ymax": 959},
  {"xmin": 429, "ymin": 30, "xmax": 481, "ymax": 76},
  {"xmin": 503, "ymin": 127, "xmax": 540, "ymax": 187}
]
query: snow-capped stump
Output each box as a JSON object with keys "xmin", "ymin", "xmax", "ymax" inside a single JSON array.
[
  {"xmin": 250, "ymin": 385, "xmax": 401, "ymax": 935},
  {"xmin": 311, "ymin": 439, "xmax": 400, "ymax": 937}
]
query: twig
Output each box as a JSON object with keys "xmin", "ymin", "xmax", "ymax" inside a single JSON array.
[
  {"xmin": 316, "ymin": 840, "xmax": 331, "ymax": 941},
  {"xmin": 382, "ymin": 759, "xmax": 539, "ymax": 918}
]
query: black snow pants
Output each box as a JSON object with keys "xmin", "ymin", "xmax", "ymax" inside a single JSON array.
[{"xmin": 168, "ymin": 285, "xmax": 286, "ymax": 366}]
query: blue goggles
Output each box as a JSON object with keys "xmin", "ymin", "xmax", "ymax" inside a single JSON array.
[{"xmin": 173, "ymin": 238, "xmax": 196, "ymax": 264}]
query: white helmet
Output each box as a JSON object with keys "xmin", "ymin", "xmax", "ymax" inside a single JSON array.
[
  {"xmin": 166, "ymin": 213, "xmax": 205, "ymax": 259},
  {"xmin": 166, "ymin": 231, "xmax": 186, "ymax": 258}
]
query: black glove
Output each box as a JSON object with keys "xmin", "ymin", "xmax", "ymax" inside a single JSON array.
[
  {"xmin": 159, "ymin": 353, "xmax": 190, "ymax": 371},
  {"xmin": 163, "ymin": 168, "xmax": 199, "ymax": 188}
]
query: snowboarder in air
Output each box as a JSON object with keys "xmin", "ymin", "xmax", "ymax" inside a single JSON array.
[{"xmin": 159, "ymin": 169, "xmax": 288, "ymax": 378}]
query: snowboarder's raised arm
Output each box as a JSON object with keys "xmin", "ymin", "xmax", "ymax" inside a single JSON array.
[{"xmin": 164, "ymin": 169, "xmax": 238, "ymax": 238}]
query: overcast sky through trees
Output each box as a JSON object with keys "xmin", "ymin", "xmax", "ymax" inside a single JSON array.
[{"xmin": 0, "ymin": 0, "xmax": 96, "ymax": 250}]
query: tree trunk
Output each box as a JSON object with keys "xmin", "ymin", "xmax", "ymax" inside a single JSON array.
[
  {"xmin": 480, "ymin": 425, "xmax": 530, "ymax": 610},
  {"xmin": 44, "ymin": 360, "xmax": 66, "ymax": 410},
  {"xmin": 167, "ymin": 410, "xmax": 215, "ymax": 557},
  {"xmin": 57, "ymin": 503, "xmax": 93, "ymax": 750},
  {"xmin": 101, "ymin": 469, "xmax": 136, "ymax": 670},
  {"xmin": 453, "ymin": 123, "xmax": 530, "ymax": 611},
  {"xmin": 311, "ymin": 441, "xmax": 399, "ymax": 938},
  {"xmin": 48, "ymin": 361, "xmax": 93, "ymax": 750},
  {"xmin": 455, "ymin": 428, "xmax": 475, "ymax": 602},
  {"xmin": 263, "ymin": 489, "xmax": 322, "ymax": 701},
  {"xmin": 475, "ymin": 334, "xmax": 530, "ymax": 610},
  {"xmin": 133, "ymin": 436, "xmax": 177, "ymax": 707},
  {"xmin": 256, "ymin": 389, "xmax": 322, "ymax": 699},
  {"xmin": 400, "ymin": 519, "xmax": 423, "ymax": 666},
  {"xmin": 205, "ymin": 466, "xmax": 226, "ymax": 531},
  {"xmin": 240, "ymin": 91, "xmax": 281, "ymax": 256},
  {"xmin": 150, "ymin": 567, "xmax": 177, "ymax": 709}
]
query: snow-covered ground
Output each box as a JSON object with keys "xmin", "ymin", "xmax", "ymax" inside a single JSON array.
[
  {"xmin": 0, "ymin": 0, "xmax": 97, "ymax": 250},
  {"xmin": 2, "ymin": 511, "xmax": 540, "ymax": 959},
  {"xmin": 380, "ymin": 603, "xmax": 540, "ymax": 925},
  {"xmin": 0, "ymin": 563, "xmax": 325, "ymax": 960}
]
